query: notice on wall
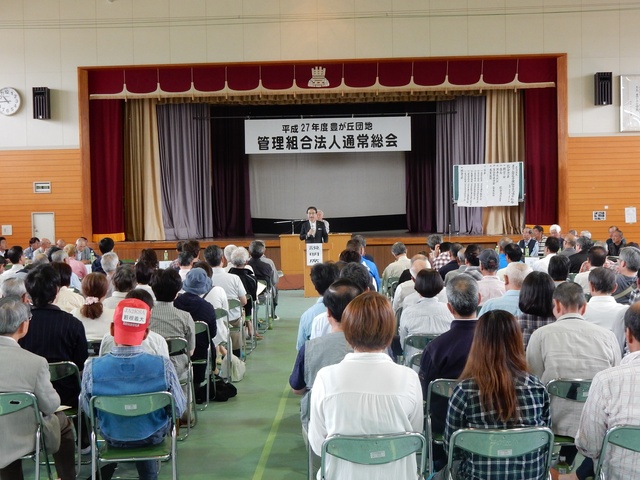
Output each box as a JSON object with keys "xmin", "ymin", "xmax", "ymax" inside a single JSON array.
[
  {"xmin": 625, "ymin": 207, "xmax": 637, "ymax": 224},
  {"xmin": 245, "ymin": 116, "xmax": 411, "ymax": 154},
  {"xmin": 306, "ymin": 244, "xmax": 323, "ymax": 266},
  {"xmin": 456, "ymin": 163, "xmax": 522, "ymax": 207}
]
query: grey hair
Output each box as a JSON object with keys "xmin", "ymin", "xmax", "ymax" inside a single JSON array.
[
  {"xmin": 0, "ymin": 296, "xmax": 30, "ymax": 335},
  {"xmin": 248, "ymin": 240, "xmax": 265, "ymax": 257},
  {"xmin": 620, "ymin": 246, "xmax": 640, "ymax": 272},
  {"xmin": 446, "ymin": 274, "xmax": 479, "ymax": 316},
  {"xmin": 553, "ymin": 282, "xmax": 586, "ymax": 309},
  {"xmin": 224, "ymin": 244, "xmax": 237, "ymax": 261},
  {"xmin": 0, "ymin": 278, "xmax": 27, "ymax": 298},
  {"xmin": 391, "ymin": 242, "xmax": 407, "ymax": 256},
  {"xmin": 101, "ymin": 252, "xmax": 120, "ymax": 273},
  {"xmin": 580, "ymin": 230, "xmax": 592, "ymax": 239},
  {"xmin": 505, "ymin": 262, "xmax": 532, "ymax": 288},
  {"xmin": 426, "ymin": 234, "xmax": 442, "ymax": 249},
  {"xmin": 230, "ymin": 246, "xmax": 250, "ymax": 267},
  {"xmin": 32, "ymin": 253, "xmax": 49, "ymax": 265},
  {"xmin": 51, "ymin": 250, "xmax": 68, "ymax": 263}
]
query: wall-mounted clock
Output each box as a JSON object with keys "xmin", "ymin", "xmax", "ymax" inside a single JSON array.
[{"xmin": 0, "ymin": 87, "xmax": 21, "ymax": 116}]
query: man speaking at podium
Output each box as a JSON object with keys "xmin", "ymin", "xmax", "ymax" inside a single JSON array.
[{"xmin": 300, "ymin": 206, "xmax": 329, "ymax": 244}]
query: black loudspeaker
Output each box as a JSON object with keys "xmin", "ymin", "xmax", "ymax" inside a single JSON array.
[
  {"xmin": 33, "ymin": 87, "xmax": 51, "ymax": 119},
  {"xmin": 594, "ymin": 72, "xmax": 612, "ymax": 106}
]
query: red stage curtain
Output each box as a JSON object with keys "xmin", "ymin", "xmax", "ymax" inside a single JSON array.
[
  {"xmin": 89, "ymin": 99, "xmax": 125, "ymax": 240},
  {"xmin": 524, "ymin": 88, "xmax": 558, "ymax": 224}
]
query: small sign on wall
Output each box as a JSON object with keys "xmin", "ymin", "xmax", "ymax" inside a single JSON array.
[
  {"xmin": 306, "ymin": 244, "xmax": 323, "ymax": 266},
  {"xmin": 33, "ymin": 182, "xmax": 51, "ymax": 193},
  {"xmin": 593, "ymin": 210, "xmax": 606, "ymax": 221}
]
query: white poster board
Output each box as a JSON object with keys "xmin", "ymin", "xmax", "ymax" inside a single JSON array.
[
  {"xmin": 306, "ymin": 244, "xmax": 323, "ymax": 266},
  {"xmin": 453, "ymin": 162, "xmax": 523, "ymax": 207}
]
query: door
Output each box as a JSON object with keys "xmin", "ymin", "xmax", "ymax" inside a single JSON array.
[{"xmin": 32, "ymin": 212, "xmax": 55, "ymax": 240}]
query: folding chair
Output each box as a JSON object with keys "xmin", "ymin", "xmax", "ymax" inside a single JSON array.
[
  {"xmin": 166, "ymin": 337, "xmax": 196, "ymax": 440},
  {"xmin": 192, "ymin": 321, "xmax": 213, "ymax": 410},
  {"xmin": 254, "ymin": 279, "xmax": 273, "ymax": 332},
  {"xmin": 594, "ymin": 425, "xmax": 640, "ymax": 479},
  {"xmin": 425, "ymin": 379, "xmax": 458, "ymax": 475},
  {"xmin": 89, "ymin": 392, "xmax": 178, "ymax": 480},
  {"xmin": 447, "ymin": 427, "xmax": 555, "ymax": 480},
  {"xmin": 545, "ymin": 379, "xmax": 592, "ymax": 449},
  {"xmin": 0, "ymin": 392, "xmax": 54, "ymax": 480},
  {"xmin": 48, "ymin": 361, "xmax": 86, "ymax": 472},
  {"xmin": 383, "ymin": 276, "xmax": 400, "ymax": 299},
  {"xmin": 320, "ymin": 432, "xmax": 427, "ymax": 480},
  {"xmin": 214, "ymin": 307, "xmax": 233, "ymax": 383},
  {"xmin": 227, "ymin": 298, "xmax": 246, "ymax": 360},
  {"xmin": 403, "ymin": 333, "xmax": 438, "ymax": 368}
]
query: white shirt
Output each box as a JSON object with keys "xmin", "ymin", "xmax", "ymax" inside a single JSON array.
[
  {"xmin": 576, "ymin": 351, "xmax": 640, "ymax": 480},
  {"xmin": 103, "ymin": 291, "xmax": 128, "ymax": 310},
  {"xmin": 211, "ymin": 267, "xmax": 246, "ymax": 320},
  {"xmin": 574, "ymin": 267, "xmax": 597, "ymax": 295},
  {"xmin": 53, "ymin": 286, "xmax": 84, "ymax": 313},
  {"xmin": 309, "ymin": 352, "xmax": 423, "ymax": 480},
  {"xmin": 99, "ymin": 330, "xmax": 170, "ymax": 358},
  {"xmin": 72, "ymin": 307, "xmax": 116, "ymax": 342},
  {"xmin": 309, "ymin": 312, "xmax": 331, "ymax": 341},
  {"xmin": 532, "ymin": 253, "xmax": 556, "ymax": 273},
  {"xmin": 399, "ymin": 297, "xmax": 453, "ymax": 360},
  {"xmin": 204, "ymin": 285, "xmax": 230, "ymax": 345},
  {"xmin": 584, "ymin": 296, "xmax": 629, "ymax": 355},
  {"xmin": 392, "ymin": 280, "xmax": 415, "ymax": 312},
  {"xmin": 477, "ymin": 275, "xmax": 505, "ymax": 305}
]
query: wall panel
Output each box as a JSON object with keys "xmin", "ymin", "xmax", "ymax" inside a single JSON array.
[
  {"xmin": 566, "ymin": 136, "xmax": 640, "ymax": 242},
  {"xmin": 0, "ymin": 149, "xmax": 85, "ymax": 247}
]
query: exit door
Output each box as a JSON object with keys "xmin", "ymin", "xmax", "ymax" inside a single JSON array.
[{"xmin": 32, "ymin": 212, "xmax": 55, "ymax": 240}]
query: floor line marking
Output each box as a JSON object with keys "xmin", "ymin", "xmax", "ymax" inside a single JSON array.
[{"xmin": 252, "ymin": 383, "xmax": 291, "ymax": 480}]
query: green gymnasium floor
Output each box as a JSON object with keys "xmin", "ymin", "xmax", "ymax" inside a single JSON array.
[{"xmin": 78, "ymin": 289, "xmax": 316, "ymax": 480}]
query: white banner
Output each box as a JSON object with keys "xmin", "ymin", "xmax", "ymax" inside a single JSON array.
[
  {"xmin": 457, "ymin": 163, "xmax": 521, "ymax": 207},
  {"xmin": 245, "ymin": 116, "xmax": 411, "ymax": 154},
  {"xmin": 306, "ymin": 244, "xmax": 323, "ymax": 266}
]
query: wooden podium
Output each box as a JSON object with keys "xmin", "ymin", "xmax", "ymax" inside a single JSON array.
[{"xmin": 279, "ymin": 233, "xmax": 351, "ymax": 297}]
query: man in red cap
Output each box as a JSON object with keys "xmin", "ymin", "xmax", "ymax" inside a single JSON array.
[{"xmin": 81, "ymin": 298, "xmax": 186, "ymax": 480}]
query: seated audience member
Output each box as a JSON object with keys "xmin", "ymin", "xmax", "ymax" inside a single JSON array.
[
  {"xmin": 99, "ymin": 289, "xmax": 169, "ymax": 358},
  {"xmin": 222, "ymin": 244, "xmax": 237, "ymax": 272},
  {"xmin": 34, "ymin": 238, "xmax": 52, "ymax": 257},
  {"xmin": 0, "ymin": 256, "xmax": 7, "ymax": 280},
  {"xmin": 438, "ymin": 243, "xmax": 463, "ymax": 280},
  {"xmin": 137, "ymin": 248, "xmax": 159, "ymax": 269},
  {"xmin": 100, "ymin": 252, "xmax": 119, "ymax": 297},
  {"xmin": 51, "ymin": 262, "xmax": 84, "ymax": 313},
  {"xmin": 296, "ymin": 262, "xmax": 340, "ymax": 351},
  {"xmin": 476, "ymin": 249, "xmax": 505, "ymax": 305},
  {"xmin": 177, "ymin": 251, "xmax": 194, "ymax": 282},
  {"xmin": 549, "ymin": 224, "xmax": 563, "ymax": 240},
  {"xmin": 227, "ymin": 247, "xmax": 258, "ymax": 340},
  {"xmin": 19, "ymin": 264, "xmax": 88, "ymax": 417},
  {"xmin": 518, "ymin": 228, "xmax": 539, "ymax": 257},
  {"xmin": 419, "ymin": 274, "xmax": 480, "ymax": 470},
  {"xmin": 50, "ymin": 249, "xmax": 82, "ymax": 290},
  {"xmin": 608, "ymin": 229, "xmax": 626, "ymax": 257},
  {"xmin": 104, "ymin": 264, "xmax": 137, "ymax": 309},
  {"xmin": 195, "ymin": 261, "xmax": 229, "ymax": 351},
  {"xmin": 62, "ymin": 244, "xmax": 87, "ymax": 280},
  {"xmin": 533, "ymin": 225, "xmax": 547, "ymax": 259},
  {"xmin": 526, "ymin": 282, "xmax": 621, "ymax": 475},
  {"xmin": 72, "ymin": 272, "xmax": 115, "ymax": 342},
  {"xmin": 392, "ymin": 258, "xmax": 428, "ymax": 313},
  {"xmin": 81, "ymin": 298, "xmax": 186, "ymax": 480},
  {"xmin": 399, "ymin": 253, "xmax": 430, "ymax": 284},
  {"xmin": 170, "ymin": 241, "xmax": 185, "ymax": 270},
  {"xmin": 2, "ymin": 246, "xmax": 26, "ymax": 280},
  {"xmin": 0, "ymin": 277, "xmax": 29, "ymax": 303},
  {"xmin": 174, "ymin": 268, "xmax": 218, "ymax": 397},
  {"xmin": 23, "ymin": 237, "xmax": 40, "ymax": 261},
  {"xmin": 446, "ymin": 244, "xmax": 482, "ymax": 285},
  {"xmin": 479, "ymin": 262, "xmax": 532, "ymax": 317},
  {"xmin": 382, "ymin": 242, "xmax": 411, "ymax": 286},
  {"xmin": 308, "ymin": 292, "xmax": 423, "ymax": 479},
  {"xmin": 248, "ymin": 240, "xmax": 279, "ymax": 318},
  {"xmin": 74, "ymin": 237, "xmax": 95, "ymax": 264},
  {"xmin": 549, "ymin": 254, "xmax": 571, "ymax": 285},
  {"xmin": 92, "ymin": 237, "xmax": 115, "ymax": 274},
  {"xmin": 205, "ymin": 245, "xmax": 247, "ymax": 353},
  {"xmin": 310, "ymin": 262, "xmax": 371, "ymax": 341},
  {"xmin": 614, "ymin": 246, "xmax": 640, "ymax": 305},
  {"xmin": 517, "ymin": 271, "xmax": 556, "ymax": 348},
  {"xmin": 289, "ymin": 279, "xmax": 363, "ymax": 432},
  {"xmin": 346, "ymin": 237, "xmax": 380, "ymax": 292},
  {"xmin": 433, "ymin": 310, "xmax": 550, "ymax": 480},
  {"xmin": 532, "ymin": 236, "xmax": 561, "ymax": 273},
  {"xmin": 56, "ymin": 239, "xmax": 66, "ymax": 249},
  {"xmin": 443, "ymin": 247, "xmax": 466, "ymax": 285},
  {"xmin": 574, "ymin": 245, "xmax": 608, "ymax": 294},
  {"xmin": 496, "ymin": 243, "xmax": 522, "ymax": 281},
  {"xmin": 569, "ymin": 236, "xmax": 593, "ymax": 274},
  {"xmin": 150, "ymin": 268, "xmax": 195, "ymax": 381},
  {"xmin": 172, "ymin": 240, "xmax": 200, "ymax": 272},
  {"xmin": 496, "ymin": 236, "xmax": 513, "ymax": 269},
  {"xmin": 575, "ymin": 303, "xmax": 640, "ymax": 479},
  {"xmin": 0, "ymin": 296, "xmax": 76, "ymax": 480},
  {"xmin": 399, "ymin": 269, "xmax": 453, "ymax": 361},
  {"xmin": 316, "ymin": 210, "xmax": 330, "ymax": 233},
  {"xmin": 134, "ymin": 261, "xmax": 156, "ymax": 299},
  {"xmin": 559, "ymin": 233, "xmax": 578, "ymax": 257},
  {"xmin": 584, "ymin": 267, "xmax": 629, "ymax": 355},
  {"xmin": 427, "ymin": 234, "xmax": 445, "ymax": 270}
]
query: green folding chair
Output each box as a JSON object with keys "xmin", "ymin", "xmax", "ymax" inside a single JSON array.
[
  {"xmin": 320, "ymin": 432, "xmax": 427, "ymax": 480},
  {"xmin": 546, "ymin": 378, "xmax": 592, "ymax": 448},
  {"xmin": 214, "ymin": 307, "xmax": 233, "ymax": 383},
  {"xmin": 403, "ymin": 333, "xmax": 438, "ymax": 368},
  {"xmin": 425, "ymin": 379, "xmax": 458, "ymax": 475},
  {"xmin": 88, "ymin": 391, "xmax": 178, "ymax": 480},
  {"xmin": 594, "ymin": 425, "xmax": 640, "ymax": 479},
  {"xmin": 0, "ymin": 392, "xmax": 54, "ymax": 480},
  {"xmin": 227, "ymin": 298, "xmax": 246, "ymax": 360},
  {"xmin": 166, "ymin": 337, "xmax": 196, "ymax": 440},
  {"xmin": 447, "ymin": 427, "xmax": 555, "ymax": 480},
  {"xmin": 192, "ymin": 321, "xmax": 213, "ymax": 410}
]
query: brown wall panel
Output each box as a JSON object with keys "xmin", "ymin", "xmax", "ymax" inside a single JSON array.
[
  {"xmin": 0, "ymin": 149, "xmax": 85, "ymax": 247},
  {"xmin": 567, "ymin": 136, "xmax": 640, "ymax": 242}
]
